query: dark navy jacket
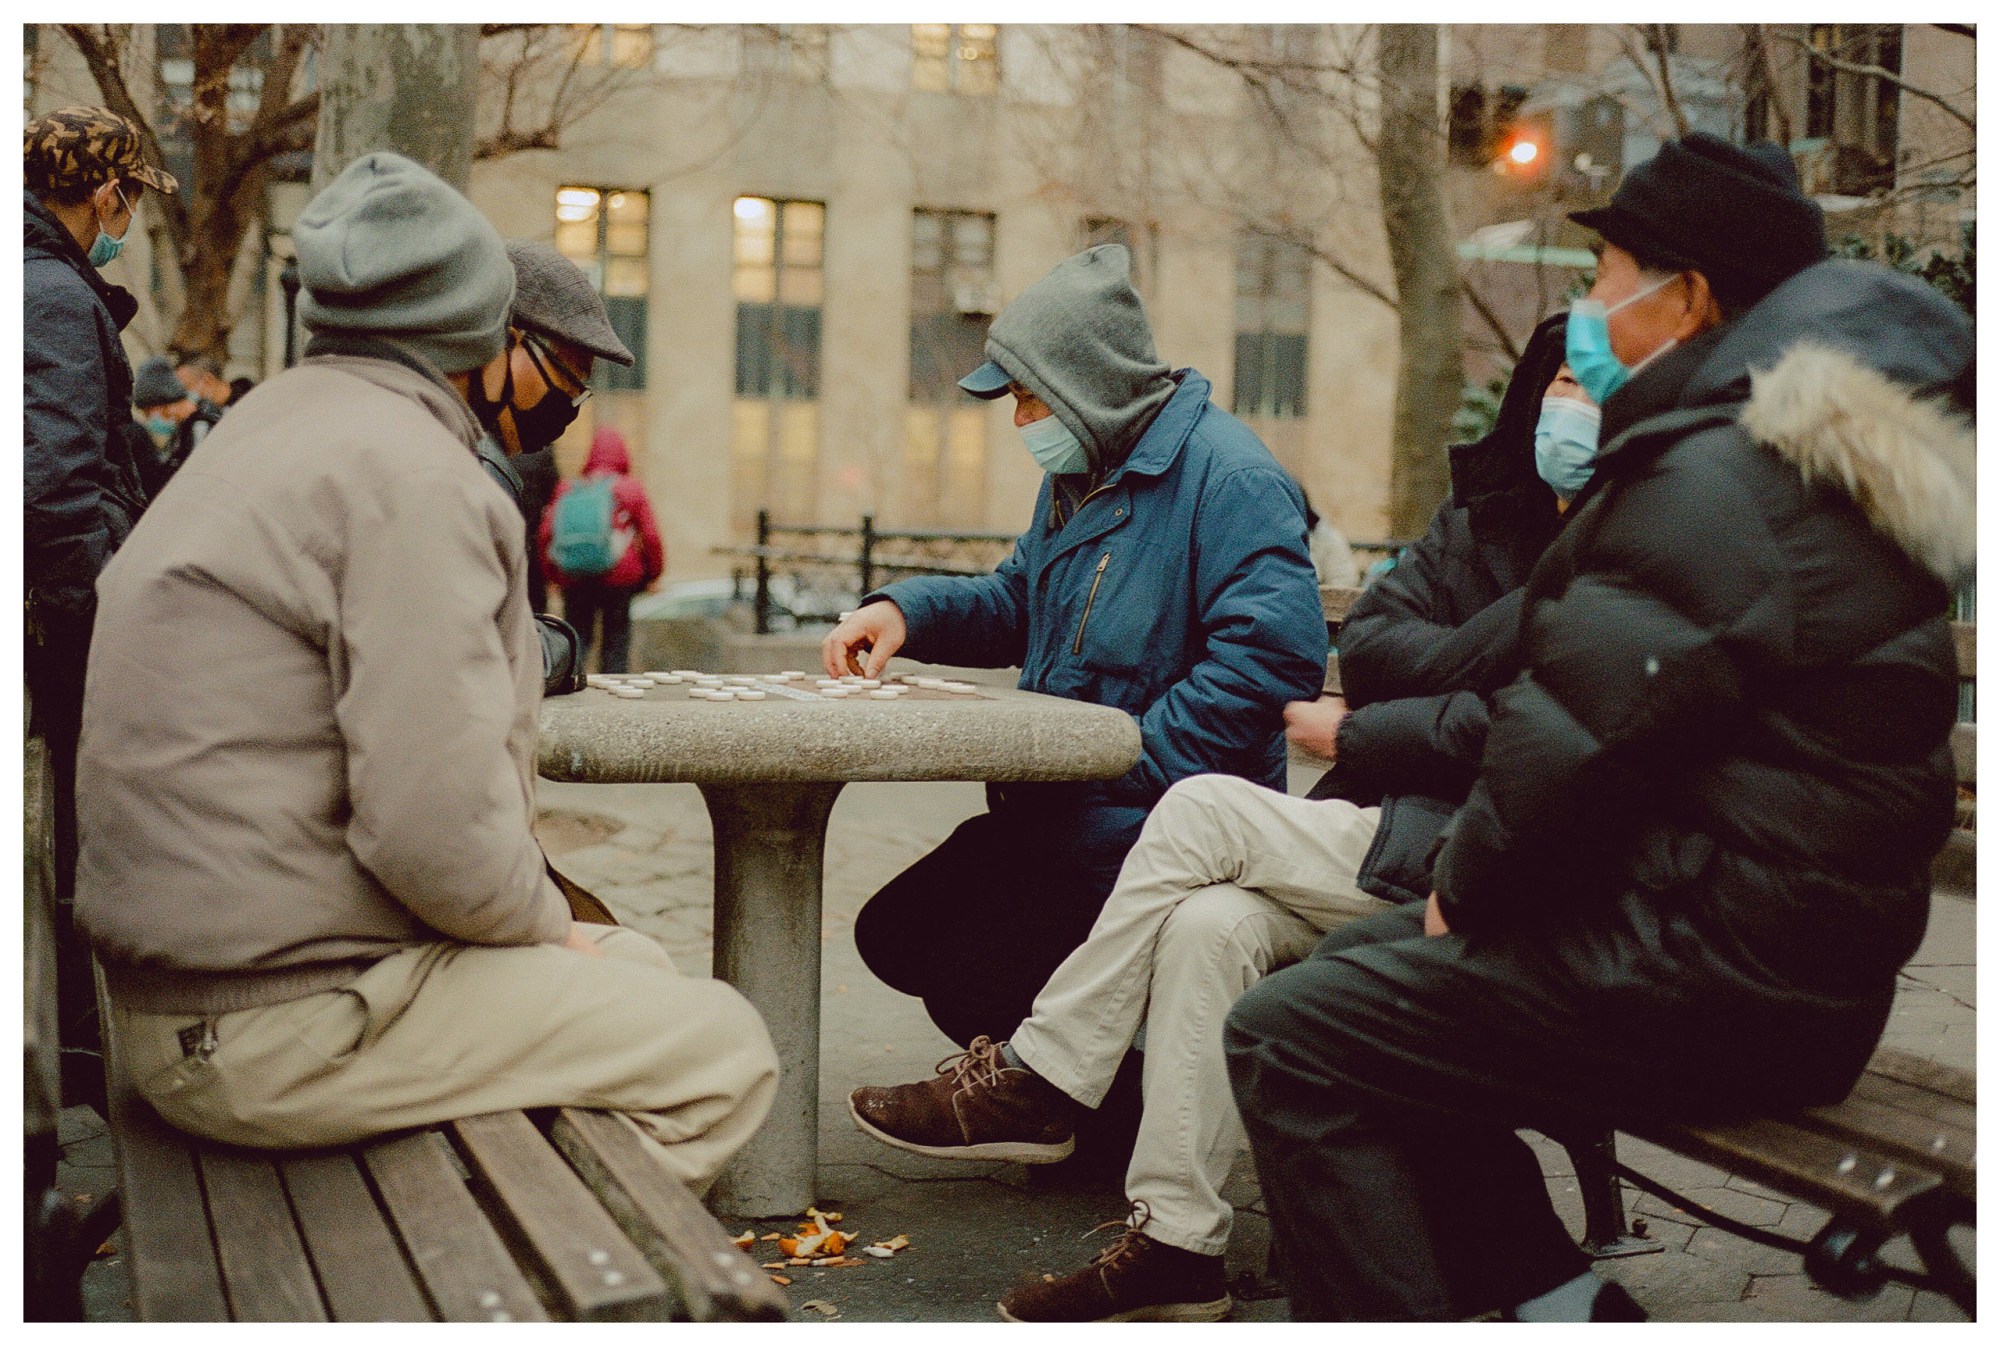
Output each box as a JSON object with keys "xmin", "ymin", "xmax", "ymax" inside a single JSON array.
[{"xmin": 875, "ymin": 369, "xmax": 1328, "ymax": 851}]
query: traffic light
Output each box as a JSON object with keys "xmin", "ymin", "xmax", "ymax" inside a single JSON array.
[{"xmin": 1494, "ymin": 111, "xmax": 1553, "ymax": 183}]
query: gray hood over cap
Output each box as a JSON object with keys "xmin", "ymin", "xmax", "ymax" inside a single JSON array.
[{"xmin": 981, "ymin": 245, "xmax": 1176, "ymax": 472}]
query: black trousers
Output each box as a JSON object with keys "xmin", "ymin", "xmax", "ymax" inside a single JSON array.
[
  {"xmin": 853, "ymin": 800, "xmax": 1140, "ymax": 1048},
  {"xmin": 25, "ymin": 606, "xmax": 105, "ymax": 1112},
  {"xmin": 1223, "ymin": 899, "xmax": 1889, "ymax": 1320},
  {"xmin": 561, "ymin": 579, "xmax": 635, "ymax": 674}
]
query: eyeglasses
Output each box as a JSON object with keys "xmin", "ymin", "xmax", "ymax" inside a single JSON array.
[{"xmin": 521, "ymin": 333, "xmax": 592, "ymax": 408}]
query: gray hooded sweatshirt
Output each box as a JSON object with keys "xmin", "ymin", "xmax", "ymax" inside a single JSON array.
[{"xmin": 980, "ymin": 245, "xmax": 1176, "ymax": 475}]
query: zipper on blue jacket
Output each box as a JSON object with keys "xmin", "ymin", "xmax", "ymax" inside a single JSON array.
[{"xmin": 1072, "ymin": 552, "xmax": 1112, "ymax": 655}]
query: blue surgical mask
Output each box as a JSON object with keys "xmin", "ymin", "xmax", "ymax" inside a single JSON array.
[
  {"xmin": 144, "ymin": 415, "xmax": 176, "ymax": 438},
  {"xmin": 87, "ymin": 185, "xmax": 135, "ymax": 268},
  {"xmin": 1533, "ymin": 397, "xmax": 1602, "ymax": 500},
  {"xmin": 1564, "ymin": 273, "xmax": 1681, "ymax": 404},
  {"xmin": 1019, "ymin": 413, "xmax": 1089, "ymax": 475}
]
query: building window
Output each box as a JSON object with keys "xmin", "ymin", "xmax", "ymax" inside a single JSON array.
[
  {"xmin": 1081, "ymin": 216, "xmax": 1154, "ymax": 296},
  {"xmin": 1233, "ymin": 235, "xmax": 1310, "ymax": 420},
  {"xmin": 576, "ymin": 24, "xmax": 653, "ymax": 68},
  {"xmin": 911, "ymin": 24, "xmax": 998, "ymax": 95},
  {"xmin": 907, "ymin": 209, "xmax": 997, "ymax": 526},
  {"xmin": 732, "ymin": 198, "xmax": 825, "ymax": 527},
  {"xmin": 744, "ymin": 24, "xmax": 829, "ymax": 79},
  {"xmin": 553, "ymin": 186, "xmax": 649, "ymax": 390}
]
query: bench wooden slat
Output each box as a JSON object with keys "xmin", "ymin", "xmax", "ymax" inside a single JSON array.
[
  {"xmin": 448, "ymin": 1111, "xmax": 673, "ymax": 1321},
  {"xmin": 1324, "ymin": 651, "xmax": 1341, "ymax": 695},
  {"xmin": 100, "ymin": 1032, "xmax": 232, "ymax": 1320},
  {"xmin": 550, "ymin": 1108, "xmax": 788, "ymax": 1322},
  {"xmin": 1952, "ymin": 621, "xmax": 1974, "ymax": 679},
  {"xmin": 1867, "ymin": 1046, "xmax": 1975, "ymax": 1106},
  {"xmin": 279, "ymin": 1151, "xmax": 435, "ymax": 1321},
  {"xmin": 1629, "ymin": 1114, "xmax": 1945, "ymax": 1231},
  {"xmin": 1793, "ymin": 1088, "xmax": 1975, "ymax": 1203},
  {"xmin": 363, "ymin": 1130, "xmax": 550, "ymax": 1323},
  {"xmin": 198, "ymin": 1148, "xmax": 328, "ymax": 1321},
  {"xmin": 1322, "ymin": 585, "xmax": 1363, "ymax": 625}
]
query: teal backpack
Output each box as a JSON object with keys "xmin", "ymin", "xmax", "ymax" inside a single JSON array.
[{"xmin": 550, "ymin": 477, "xmax": 623, "ymax": 577}]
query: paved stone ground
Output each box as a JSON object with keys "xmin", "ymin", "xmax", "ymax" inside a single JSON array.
[{"xmin": 63, "ymin": 769, "xmax": 1974, "ymax": 1322}]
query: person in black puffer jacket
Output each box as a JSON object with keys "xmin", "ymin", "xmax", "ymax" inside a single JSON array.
[
  {"xmin": 1299, "ymin": 311, "xmax": 1574, "ymax": 906},
  {"xmin": 1226, "ymin": 133, "xmax": 1973, "ymax": 1323}
]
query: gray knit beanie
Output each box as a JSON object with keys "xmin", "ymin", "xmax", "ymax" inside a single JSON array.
[{"xmin": 295, "ymin": 152, "xmax": 514, "ymax": 374}]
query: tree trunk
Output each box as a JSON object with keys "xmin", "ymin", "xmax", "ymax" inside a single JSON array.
[
  {"xmin": 312, "ymin": 25, "xmax": 481, "ymax": 192},
  {"xmin": 1375, "ymin": 24, "xmax": 1464, "ymax": 539}
]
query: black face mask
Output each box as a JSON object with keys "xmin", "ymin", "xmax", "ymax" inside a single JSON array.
[{"xmin": 468, "ymin": 337, "xmax": 583, "ymax": 453}]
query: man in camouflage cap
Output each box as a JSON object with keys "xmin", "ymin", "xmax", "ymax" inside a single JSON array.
[{"xmin": 24, "ymin": 105, "xmax": 179, "ymax": 1110}]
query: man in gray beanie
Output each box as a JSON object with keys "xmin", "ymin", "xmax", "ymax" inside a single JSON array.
[
  {"xmin": 827, "ymin": 247, "xmax": 1328, "ymax": 1263},
  {"xmin": 75, "ymin": 151, "xmax": 777, "ymax": 1191}
]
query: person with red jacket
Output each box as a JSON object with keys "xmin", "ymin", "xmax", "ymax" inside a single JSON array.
[{"xmin": 538, "ymin": 425, "xmax": 664, "ymax": 673}]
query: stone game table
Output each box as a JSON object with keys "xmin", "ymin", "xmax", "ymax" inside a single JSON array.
[{"xmin": 537, "ymin": 670, "xmax": 1143, "ymax": 1217}]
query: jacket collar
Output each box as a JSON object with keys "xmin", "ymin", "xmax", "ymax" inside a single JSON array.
[
  {"xmin": 25, "ymin": 190, "xmax": 139, "ymax": 331},
  {"xmin": 1106, "ymin": 368, "xmax": 1206, "ymax": 485},
  {"xmin": 302, "ymin": 333, "xmax": 485, "ymax": 450}
]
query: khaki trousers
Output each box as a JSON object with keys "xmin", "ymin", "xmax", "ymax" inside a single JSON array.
[
  {"xmin": 1010, "ymin": 773, "xmax": 1388, "ymax": 1254},
  {"xmin": 115, "ymin": 924, "xmax": 779, "ymax": 1194}
]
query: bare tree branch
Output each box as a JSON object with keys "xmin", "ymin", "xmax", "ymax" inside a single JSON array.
[
  {"xmin": 58, "ymin": 24, "xmax": 192, "ymax": 258},
  {"xmin": 1460, "ymin": 276, "xmax": 1524, "ymax": 362},
  {"xmin": 1773, "ymin": 30, "xmax": 1976, "ymax": 134},
  {"xmin": 1646, "ymin": 25, "xmax": 1691, "ymax": 137}
]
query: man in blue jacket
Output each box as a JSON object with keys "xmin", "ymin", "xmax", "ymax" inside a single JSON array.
[{"xmin": 822, "ymin": 243, "xmax": 1326, "ymax": 1054}]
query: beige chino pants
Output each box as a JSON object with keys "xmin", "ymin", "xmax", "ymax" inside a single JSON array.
[
  {"xmin": 114, "ymin": 924, "xmax": 779, "ymax": 1195},
  {"xmin": 1010, "ymin": 773, "xmax": 1388, "ymax": 1254}
]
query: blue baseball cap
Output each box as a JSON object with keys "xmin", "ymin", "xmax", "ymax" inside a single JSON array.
[{"xmin": 957, "ymin": 358, "xmax": 1014, "ymax": 399}]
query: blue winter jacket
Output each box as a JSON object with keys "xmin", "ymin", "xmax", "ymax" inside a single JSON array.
[{"xmin": 874, "ymin": 369, "xmax": 1328, "ymax": 837}]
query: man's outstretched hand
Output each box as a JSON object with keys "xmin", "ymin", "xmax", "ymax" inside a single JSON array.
[
  {"xmin": 1283, "ymin": 693, "xmax": 1348, "ymax": 761},
  {"xmin": 1424, "ymin": 892, "xmax": 1450, "ymax": 937},
  {"xmin": 822, "ymin": 600, "xmax": 907, "ymax": 678}
]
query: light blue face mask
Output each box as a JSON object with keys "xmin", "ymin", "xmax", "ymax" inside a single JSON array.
[
  {"xmin": 1564, "ymin": 272, "xmax": 1681, "ymax": 404},
  {"xmin": 1533, "ymin": 397, "xmax": 1602, "ymax": 500},
  {"xmin": 1019, "ymin": 413, "xmax": 1089, "ymax": 475},
  {"xmin": 144, "ymin": 415, "xmax": 176, "ymax": 438},
  {"xmin": 87, "ymin": 186, "xmax": 134, "ymax": 268}
]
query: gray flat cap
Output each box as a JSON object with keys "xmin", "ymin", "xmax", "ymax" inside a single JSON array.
[{"xmin": 505, "ymin": 240, "xmax": 635, "ymax": 367}]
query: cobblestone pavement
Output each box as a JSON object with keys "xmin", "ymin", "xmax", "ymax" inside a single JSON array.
[{"xmin": 64, "ymin": 771, "xmax": 1974, "ymax": 1322}]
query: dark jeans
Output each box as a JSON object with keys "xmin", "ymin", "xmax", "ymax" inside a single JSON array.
[
  {"xmin": 561, "ymin": 578, "xmax": 636, "ymax": 674},
  {"xmin": 1223, "ymin": 899, "xmax": 1889, "ymax": 1320},
  {"xmin": 25, "ymin": 606, "xmax": 105, "ymax": 1112},
  {"xmin": 853, "ymin": 799, "xmax": 1141, "ymax": 1048}
]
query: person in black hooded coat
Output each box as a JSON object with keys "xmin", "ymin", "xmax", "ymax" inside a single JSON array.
[
  {"xmin": 1223, "ymin": 133, "xmax": 1973, "ymax": 1323},
  {"xmin": 1298, "ymin": 312, "xmax": 1573, "ymax": 906}
]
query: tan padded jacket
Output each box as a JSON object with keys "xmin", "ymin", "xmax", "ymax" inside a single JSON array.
[{"xmin": 77, "ymin": 353, "xmax": 569, "ymax": 1014}]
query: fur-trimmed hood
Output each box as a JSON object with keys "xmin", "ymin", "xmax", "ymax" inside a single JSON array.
[
  {"xmin": 1743, "ymin": 342, "xmax": 1976, "ymax": 586},
  {"xmin": 1604, "ymin": 258, "xmax": 1976, "ymax": 587}
]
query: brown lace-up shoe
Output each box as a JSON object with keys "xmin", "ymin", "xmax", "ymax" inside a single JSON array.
[
  {"xmin": 997, "ymin": 1202, "xmax": 1231, "ymax": 1322},
  {"xmin": 847, "ymin": 1036, "xmax": 1078, "ymax": 1163}
]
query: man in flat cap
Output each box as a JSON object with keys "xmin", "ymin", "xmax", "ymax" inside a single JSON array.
[
  {"xmin": 76, "ymin": 152, "xmax": 777, "ymax": 1191},
  {"xmin": 1225, "ymin": 133, "xmax": 1973, "ymax": 1320},
  {"xmin": 25, "ymin": 106, "xmax": 180, "ymax": 1108}
]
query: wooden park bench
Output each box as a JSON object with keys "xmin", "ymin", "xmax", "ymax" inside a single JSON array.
[
  {"xmin": 1321, "ymin": 584, "xmax": 1978, "ymax": 1315},
  {"xmin": 25, "ymin": 729, "xmax": 786, "ymax": 1323}
]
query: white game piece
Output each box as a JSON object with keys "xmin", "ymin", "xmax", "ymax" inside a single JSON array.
[
  {"xmin": 671, "ymin": 670, "xmax": 702, "ymax": 678},
  {"xmin": 816, "ymin": 678, "xmax": 841, "ymax": 688},
  {"xmin": 820, "ymin": 686, "xmax": 851, "ymax": 698},
  {"xmin": 761, "ymin": 674, "xmax": 789, "ymax": 683},
  {"xmin": 708, "ymin": 689, "xmax": 738, "ymax": 701},
  {"xmin": 737, "ymin": 689, "xmax": 768, "ymax": 700},
  {"xmin": 858, "ymin": 679, "xmax": 882, "ymax": 689},
  {"xmin": 626, "ymin": 677, "xmax": 656, "ymax": 688},
  {"xmin": 645, "ymin": 672, "xmax": 682, "ymax": 683},
  {"xmin": 613, "ymin": 687, "xmax": 646, "ymax": 699},
  {"xmin": 869, "ymin": 689, "xmax": 901, "ymax": 699},
  {"xmin": 839, "ymin": 675, "xmax": 864, "ymax": 685},
  {"xmin": 944, "ymin": 682, "xmax": 977, "ymax": 693},
  {"xmin": 780, "ymin": 671, "xmax": 807, "ymax": 680}
]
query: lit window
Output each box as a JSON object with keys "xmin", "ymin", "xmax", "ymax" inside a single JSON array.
[
  {"xmin": 552, "ymin": 185, "xmax": 649, "ymax": 390},
  {"xmin": 911, "ymin": 23, "xmax": 998, "ymax": 95},
  {"xmin": 733, "ymin": 198, "xmax": 826, "ymax": 529},
  {"xmin": 1233, "ymin": 235, "xmax": 1310, "ymax": 420},
  {"xmin": 575, "ymin": 23, "xmax": 653, "ymax": 68}
]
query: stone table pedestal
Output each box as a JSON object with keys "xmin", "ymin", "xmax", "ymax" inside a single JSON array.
[{"xmin": 538, "ymin": 672, "xmax": 1141, "ymax": 1217}]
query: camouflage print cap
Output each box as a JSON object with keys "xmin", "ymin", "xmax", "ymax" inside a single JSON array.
[{"xmin": 24, "ymin": 106, "xmax": 180, "ymax": 195}]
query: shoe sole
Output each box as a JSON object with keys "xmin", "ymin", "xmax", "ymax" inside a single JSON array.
[
  {"xmin": 996, "ymin": 1296, "xmax": 1232, "ymax": 1323},
  {"xmin": 847, "ymin": 1098, "xmax": 1075, "ymax": 1164}
]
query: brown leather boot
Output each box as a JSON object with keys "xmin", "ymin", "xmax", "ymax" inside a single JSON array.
[
  {"xmin": 847, "ymin": 1036, "xmax": 1078, "ymax": 1163},
  {"xmin": 998, "ymin": 1202, "xmax": 1231, "ymax": 1322}
]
